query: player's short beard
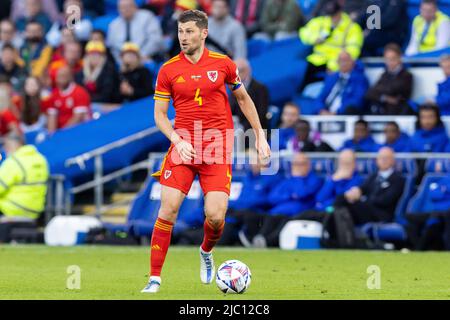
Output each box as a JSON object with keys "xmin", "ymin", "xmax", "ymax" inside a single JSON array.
[{"xmin": 183, "ymin": 39, "xmax": 202, "ymax": 56}]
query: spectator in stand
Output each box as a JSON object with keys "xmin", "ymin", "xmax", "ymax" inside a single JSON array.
[
  {"xmin": 229, "ymin": 0, "xmax": 265, "ymax": 37},
  {"xmin": 405, "ymin": 0, "xmax": 450, "ymax": 56},
  {"xmin": 287, "ymin": 119, "xmax": 334, "ymax": 152},
  {"xmin": 207, "ymin": 0, "xmax": 247, "ymax": 59},
  {"xmin": 410, "ymin": 103, "xmax": 449, "ymax": 153},
  {"xmin": 334, "ymin": 147, "xmax": 405, "ymax": 225},
  {"xmin": 258, "ymin": 0, "xmax": 304, "ymax": 40},
  {"xmin": 316, "ymin": 51, "xmax": 368, "ymax": 115},
  {"xmin": 0, "ymin": 20, "xmax": 24, "ymax": 51},
  {"xmin": 381, "ymin": 121, "xmax": 412, "ymax": 153},
  {"xmin": 76, "ymin": 41, "xmax": 120, "ymax": 104},
  {"xmin": 11, "ymin": 0, "xmax": 61, "ymax": 24},
  {"xmin": 15, "ymin": 0, "xmax": 52, "ymax": 34},
  {"xmin": 299, "ymin": 0, "xmax": 364, "ymax": 92},
  {"xmin": 48, "ymin": 40, "xmax": 83, "ymax": 89},
  {"xmin": 230, "ymin": 58, "xmax": 269, "ymax": 131},
  {"xmin": 0, "ymin": 75, "xmax": 21, "ymax": 137},
  {"xmin": 20, "ymin": 76, "xmax": 47, "ymax": 134},
  {"xmin": 315, "ymin": 149, "xmax": 363, "ymax": 212},
  {"xmin": 340, "ymin": 119, "xmax": 380, "ymax": 152},
  {"xmin": 365, "ymin": 43, "xmax": 414, "ymax": 115},
  {"xmin": 107, "ymin": 0, "xmax": 165, "ymax": 63},
  {"xmin": 48, "ymin": 26, "xmax": 76, "ymax": 63},
  {"xmin": 248, "ymin": 153, "xmax": 323, "ymax": 247},
  {"xmin": 19, "ymin": 21, "xmax": 53, "ymax": 78},
  {"xmin": 46, "ymin": 65, "xmax": 91, "ymax": 132},
  {"xmin": 360, "ymin": 0, "xmax": 409, "ymax": 57},
  {"xmin": 46, "ymin": 0, "xmax": 93, "ymax": 46},
  {"xmin": 119, "ymin": 42, "xmax": 154, "ymax": 103},
  {"xmin": 278, "ymin": 102, "xmax": 300, "ymax": 150},
  {"xmin": 0, "ymin": 44, "xmax": 27, "ymax": 93},
  {"xmin": 406, "ymin": 175, "xmax": 450, "ymax": 251},
  {"xmin": 428, "ymin": 54, "xmax": 450, "ymax": 115},
  {"xmin": 89, "ymin": 29, "xmax": 116, "ymax": 65}
]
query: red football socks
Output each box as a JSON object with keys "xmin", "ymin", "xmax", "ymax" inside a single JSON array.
[
  {"xmin": 201, "ymin": 219, "xmax": 225, "ymax": 253},
  {"xmin": 150, "ymin": 217, "xmax": 174, "ymax": 277}
]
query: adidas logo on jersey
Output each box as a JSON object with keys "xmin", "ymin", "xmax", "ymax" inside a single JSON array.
[
  {"xmin": 151, "ymin": 244, "xmax": 161, "ymax": 250},
  {"xmin": 176, "ymin": 76, "xmax": 186, "ymax": 83}
]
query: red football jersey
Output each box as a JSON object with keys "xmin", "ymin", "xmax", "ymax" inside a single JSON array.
[
  {"xmin": 47, "ymin": 83, "xmax": 91, "ymax": 129},
  {"xmin": 154, "ymin": 48, "xmax": 242, "ymax": 157}
]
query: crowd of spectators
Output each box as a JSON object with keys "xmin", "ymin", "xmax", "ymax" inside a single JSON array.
[
  {"xmin": 0, "ymin": 0, "xmax": 446, "ymax": 248},
  {"xmin": 0, "ymin": 0, "xmax": 448, "ymax": 143}
]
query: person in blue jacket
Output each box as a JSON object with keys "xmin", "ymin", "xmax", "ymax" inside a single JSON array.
[
  {"xmin": 410, "ymin": 104, "xmax": 449, "ymax": 153},
  {"xmin": 219, "ymin": 151, "xmax": 283, "ymax": 245},
  {"xmin": 278, "ymin": 102, "xmax": 300, "ymax": 150},
  {"xmin": 382, "ymin": 121, "xmax": 412, "ymax": 152},
  {"xmin": 315, "ymin": 149, "xmax": 364, "ymax": 211},
  {"xmin": 240, "ymin": 153, "xmax": 323, "ymax": 248},
  {"xmin": 340, "ymin": 119, "xmax": 381, "ymax": 152},
  {"xmin": 435, "ymin": 54, "xmax": 450, "ymax": 115},
  {"xmin": 406, "ymin": 176, "xmax": 450, "ymax": 251},
  {"xmin": 316, "ymin": 51, "xmax": 369, "ymax": 115}
]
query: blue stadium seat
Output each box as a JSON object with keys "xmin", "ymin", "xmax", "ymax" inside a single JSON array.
[
  {"xmin": 425, "ymin": 158, "xmax": 450, "ymax": 173},
  {"xmin": 247, "ymin": 38, "xmax": 271, "ymax": 58},
  {"xmin": 394, "ymin": 158, "xmax": 418, "ymax": 176},
  {"xmin": 267, "ymin": 105, "xmax": 281, "ymax": 129},
  {"xmin": 92, "ymin": 14, "xmax": 117, "ymax": 33},
  {"xmin": 407, "ymin": 173, "xmax": 449, "ymax": 213},
  {"xmin": 250, "ymin": 38, "xmax": 310, "ymax": 104},
  {"xmin": 355, "ymin": 158, "xmax": 377, "ymax": 176},
  {"xmin": 296, "ymin": 0, "xmax": 318, "ymax": 18},
  {"xmin": 311, "ymin": 158, "xmax": 335, "ymax": 176}
]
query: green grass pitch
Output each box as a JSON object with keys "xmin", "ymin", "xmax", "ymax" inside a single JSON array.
[{"xmin": 1, "ymin": 245, "xmax": 450, "ymax": 300}]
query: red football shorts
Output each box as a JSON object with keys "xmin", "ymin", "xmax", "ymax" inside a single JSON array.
[{"xmin": 151, "ymin": 145, "xmax": 232, "ymax": 196}]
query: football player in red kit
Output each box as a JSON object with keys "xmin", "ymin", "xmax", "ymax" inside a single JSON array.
[{"xmin": 142, "ymin": 9, "xmax": 271, "ymax": 293}]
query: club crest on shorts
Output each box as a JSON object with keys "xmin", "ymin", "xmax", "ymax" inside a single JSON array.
[
  {"xmin": 164, "ymin": 170, "xmax": 172, "ymax": 179},
  {"xmin": 207, "ymin": 70, "xmax": 218, "ymax": 83}
]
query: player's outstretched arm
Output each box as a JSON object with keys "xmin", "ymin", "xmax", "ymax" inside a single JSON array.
[
  {"xmin": 232, "ymin": 85, "xmax": 271, "ymax": 161},
  {"xmin": 154, "ymin": 99, "xmax": 196, "ymax": 162}
]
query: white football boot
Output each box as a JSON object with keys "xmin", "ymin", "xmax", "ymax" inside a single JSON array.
[
  {"xmin": 141, "ymin": 276, "xmax": 161, "ymax": 293},
  {"xmin": 199, "ymin": 247, "xmax": 215, "ymax": 284}
]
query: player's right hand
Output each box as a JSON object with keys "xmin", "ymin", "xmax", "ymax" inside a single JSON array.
[{"xmin": 175, "ymin": 140, "xmax": 197, "ymax": 162}]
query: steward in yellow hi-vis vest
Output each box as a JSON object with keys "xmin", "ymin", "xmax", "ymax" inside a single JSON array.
[
  {"xmin": 0, "ymin": 133, "xmax": 49, "ymax": 219},
  {"xmin": 405, "ymin": 0, "xmax": 450, "ymax": 56},
  {"xmin": 413, "ymin": 10, "xmax": 449, "ymax": 53},
  {"xmin": 299, "ymin": 9, "xmax": 363, "ymax": 72}
]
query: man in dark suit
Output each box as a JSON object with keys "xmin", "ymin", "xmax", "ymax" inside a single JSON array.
[
  {"xmin": 335, "ymin": 147, "xmax": 405, "ymax": 224},
  {"xmin": 230, "ymin": 58, "xmax": 269, "ymax": 131}
]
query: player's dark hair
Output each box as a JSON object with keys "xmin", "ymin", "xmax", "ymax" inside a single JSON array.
[{"xmin": 178, "ymin": 10, "xmax": 208, "ymax": 29}]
